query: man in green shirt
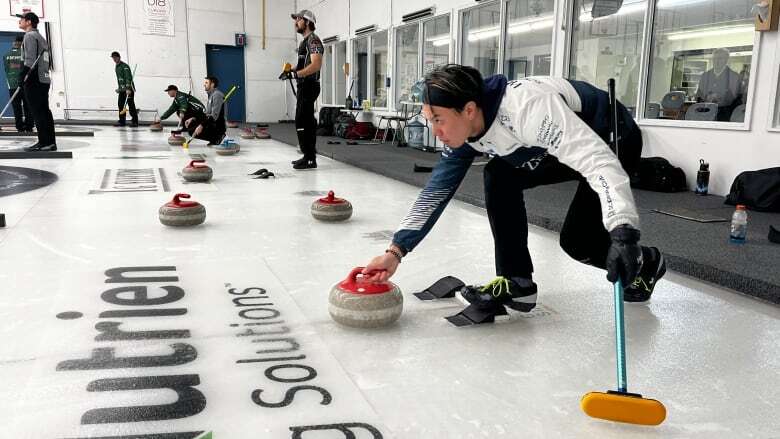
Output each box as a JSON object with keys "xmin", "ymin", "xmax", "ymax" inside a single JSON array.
[
  {"xmin": 155, "ymin": 85, "xmax": 206, "ymax": 129},
  {"xmin": 3, "ymin": 34, "xmax": 32, "ymax": 132},
  {"xmin": 111, "ymin": 51, "xmax": 138, "ymax": 127}
]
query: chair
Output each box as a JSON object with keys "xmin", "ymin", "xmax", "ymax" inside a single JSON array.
[
  {"xmin": 730, "ymin": 104, "xmax": 746, "ymax": 123},
  {"xmin": 374, "ymin": 113, "xmax": 411, "ymax": 144},
  {"xmin": 645, "ymin": 103, "xmax": 661, "ymax": 119},
  {"xmin": 661, "ymin": 91, "xmax": 686, "ymax": 119},
  {"xmin": 684, "ymin": 103, "xmax": 718, "ymax": 121}
]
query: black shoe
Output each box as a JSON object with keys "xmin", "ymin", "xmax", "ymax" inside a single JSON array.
[
  {"xmin": 291, "ymin": 156, "xmax": 306, "ymax": 165},
  {"xmin": 24, "ymin": 143, "xmax": 57, "ymax": 152},
  {"xmin": 113, "ymin": 121, "xmax": 126, "ymax": 127},
  {"xmin": 129, "ymin": 122, "xmax": 139, "ymax": 128},
  {"xmin": 624, "ymin": 247, "xmax": 666, "ymax": 303},
  {"xmin": 458, "ymin": 277, "xmax": 537, "ymax": 312},
  {"xmin": 293, "ymin": 159, "xmax": 317, "ymax": 170}
]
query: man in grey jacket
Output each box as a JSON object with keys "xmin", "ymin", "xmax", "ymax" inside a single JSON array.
[
  {"xmin": 185, "ymin": 76, "xmax": 226, "ymax": 145},
  {"xmin": 17, "ymin": 12, "xmax": 55, "ymax": 152}
]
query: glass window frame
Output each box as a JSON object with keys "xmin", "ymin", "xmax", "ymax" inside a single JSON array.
[
  {"xmin": 393, "ymin": 13, "xmax": 452, "ymax": 111},
  {"xmin": 348, "ymin": 30, "xmax": 391, "ymax": 110},
  {"xmin": 565, "ymin": 0, "xmax": 761, "ymax": 131},
  {"xmin": 320, "ymin": 40, "xmax": 347, "ymax": 108},
  {"xmin": 458, "ymin": 0, "xmax": 506, "ymax": 77}
]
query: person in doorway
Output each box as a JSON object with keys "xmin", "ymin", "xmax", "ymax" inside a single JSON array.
[
  {"xmin": 184, "ymin": 76, "xmax": 226, "ymax": 146},
  {"xmin": 17, "ymin": 12, "xmax": 55, "ymax": 152},
  {"xmin": 3, "ymin": 34, "xmax": 33, "ymax": 132},
  {"xmin": 695, "ymin": 48, "xmax": 740, "ymax": 121},
  {"xmin": 362, "ymin": 65, "xmax": 666, "ymax": 325},
  {"xmin": 111, "ymin": 51, "xmax": 138, "ymax": 127},
  {"xmin": 155, "ymin": 85, "xmax": 206, "ymax": 129},
  {"xmin": 280, "ymin": 9, "xmax": 323, "ymax": 170}
]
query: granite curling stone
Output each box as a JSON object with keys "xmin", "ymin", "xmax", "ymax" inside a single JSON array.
[
  {"xmin": 240, "ymin": 128, "xmax": 256, "ymax": 139},
  {"xmin": 168, "ymin": 132, "xmax": 185, "ymax": 145},
  {"xmin": 150, "ymin": 122, "xmax": 163, "ymax": 132},
  {"xmin": 182, "ymin": 159, "xmax": 213, "ymax": 182},
  {"xmin": 215, "ymin": 139, "xmax": 240, "ymax": 156},
  {"xmin": 328, "ymin": 267, "xmax": 403, "ymax": 328},
  {"xmin": 254, "ymin": 124, "xmax": 271, "ymax": 139},
  {"xmin": 159, "ymin": 193, "xmax": 206, "ymax": 227},
  {"xmin": 311, "ymin": 191, "xmax": 353, "ymax": 222}
]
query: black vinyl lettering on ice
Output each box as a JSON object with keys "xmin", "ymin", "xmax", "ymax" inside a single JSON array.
[
  {"xmin": 99, "ymin": 308, "xmax": 187, "ymax": 318},
  {"xmin": 81, "ymin": 375, "xmax": 206, "ymax": 424},
  {"xmin": 57, "ymin": 343, "xmax": 197, "ymax": 371},
  {"xmin": 102, "ymin": 286, "xmax": 185, "ymax": 306},
  {"xmin": 289, "ymin": 423, "xmax": 384, "ymax": 439},
  {"xmin": 239, "ymin": 308, "xmax": 281, "ymax": 320},
  {"xmin": 61, "ymin": 432, "xmax": 205, "ymax": 439},
  {"xmin": 228, "ymin": 287, "xmax": 266, "ymax": 296},
  {"xmin": 251, "ymin": 385, "xmax": 332, "ymax": 408},
  {"xmin": 265, "ymin": 364, "xmax": 317, "ymax": 383},
  {"xmin": 232, "ymin": 296, "xmax": 272, "ymax": 307},
  {"xmin": 237, "ymin": 354, "xmax": 306, "ymax": 364},
  {"xmin": 94, "ymin": 321, "xmax": 190, "ymax": 341},
  {"xmin": 104, "ymin": 266, "xmax": 179, "ymax": 284},
  {"xmin": 236, "ymin": 326, "xmax": 291, "ymax": 337},
  {"xmin": 252, "ymin": 337, "xmax": 300, "ymax": 354}
]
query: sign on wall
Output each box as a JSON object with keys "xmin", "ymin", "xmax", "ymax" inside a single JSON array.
[
  {"xmin": 8, "ymin": 0, "xmax": 44, "ymax": 18},
  {"xmin": 142, "ymin": 0, "xmax": 175, "ymax": 37}
]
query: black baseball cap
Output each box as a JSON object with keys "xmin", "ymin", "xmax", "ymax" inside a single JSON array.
[
  {"xmin": 164, "ymin": 85, "xmax": 178, "ymax": 92},
  {"xmin": 15, "ymin": 12, "xmax": 39, "ymax": 26},
  {"xmin": 111, "ymin": 51, "xmax": 121, "ymax": 58}
]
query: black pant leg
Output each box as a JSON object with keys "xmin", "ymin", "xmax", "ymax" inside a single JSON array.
[
  {"xmin": 10, "ymin": 88, "xmax": 24, "ymax": 131},
  {"xmin": 24, "ymin": 81, "xmax": 55, "ymax": 145},
  {"xmin": 118, "ymin": 92, "xmax": 127, "ymax": 123},
  {"xmin": 484, "ymin": 156, "xmax": 580, "ymax": 278},
  {"xmin": 295, "ymin": 81, "xmax": 320, "ymax": 160},
  {"xmin": 128, "ymin": 93, "xmax": 138, "ymax": 123},
  {"xmin": 558, "ymin": 181, "xmax": 612, "ymax": 269},
  {"xmin": 20, "ymin": 88, "xmax": 33, "ymax": 131}
]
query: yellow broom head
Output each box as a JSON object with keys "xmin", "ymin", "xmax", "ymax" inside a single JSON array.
[
  {"xmin": 581, "ymin": 391, "xmax": 666, "ymax": 426},
  {"xmin": 119, "ymin": 108, "xmax": 128, "ymax": 115}
]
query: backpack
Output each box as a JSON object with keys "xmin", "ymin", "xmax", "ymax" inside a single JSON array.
[
  {"xmin": 633, "ymin": 157, "xmax": 687, "ymax": 192},
  {"xmin": 345, "ymin": 121, "xmax": 375, "ymax": 140},
  {"xmin": 725, "ymin": 167, "xmax": 780, "ymax": 213},
  {"xmin": 317, "ymin": 107, "xmax": 340, "ymax": 136}
]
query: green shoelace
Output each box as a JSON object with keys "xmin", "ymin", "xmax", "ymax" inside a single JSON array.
[{"xmin": 480, "ymin": 276, "xmax": 512, "ymax": 298}]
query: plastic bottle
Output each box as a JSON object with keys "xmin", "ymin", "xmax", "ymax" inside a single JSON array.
[
  {"xmin": 729, "ymin": 205, "xmax": 748, "ymax": 244},
  {"xmin": 695, "ymin": 159, "xmax": 710, "ymax": 195}
]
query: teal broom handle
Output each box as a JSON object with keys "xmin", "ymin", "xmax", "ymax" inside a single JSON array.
[{"xmin": 614, "ymin": 279, "xmax": 628, "ymax": 393}]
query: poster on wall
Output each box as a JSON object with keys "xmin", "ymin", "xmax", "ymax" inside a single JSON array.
[
  {"xmin": 9, "ymin": 0, "xmax": 44, "ymax": 18},
  {"xmin": 142, "ymin": 0, "xmax": 175, "ymax": 37}
]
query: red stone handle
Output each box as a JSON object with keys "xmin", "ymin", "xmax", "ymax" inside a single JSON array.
[
  {"xmin": 172, "ymin": 193, "xmax": 191, "ymax": 205},
  {"xmin": 327, "ymin": 190, "xmax": 335, "ymax": 201},
  {"xmin": 187, "ymin": 160, "xmax": 206, "ymax": 168}
]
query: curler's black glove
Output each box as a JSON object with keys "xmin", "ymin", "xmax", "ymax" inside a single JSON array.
[
  {"xmin": 606, "ymin": 225, "xmax": 643, "ymax": 285},
  {"xmin": 278, "ymin": 70, "xmax": 297, "ymax": 81}
]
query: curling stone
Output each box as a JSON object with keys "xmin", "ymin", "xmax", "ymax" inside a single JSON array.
[
  {"xmin": 227, "ymin": 121, "xmax": 239, "ymax": 128},
  {"xmin": 240, "ymin": 128, "xmax": 256, "ymax": 139},
  {"xmin": 168, "ymin": 132, "xmax": 185, "ymax": 145},
  {"xmin": 159, "ymin": 193, "xmax": 206, "ymax": 227},
  {"xmin": 311, "ymin": 191, "xmax": 353, "ymax": 222},
  {"xmin": 150, "ymin": 122, "xmax": 163, "ymax": 132},
  {"xmin": 255, "ymin": 124, "xmax": 271, "ymax": 139},
  {"xmin": 328, "ymin": 267, "xmax": 403, "ymax": 328},
  {"xmin": 182, "ymin": 159, "xmax": 213, "ymax": 182},
  {"xmin": 215, "ymin": 139, "xmax": 240, "ymax": 156}
]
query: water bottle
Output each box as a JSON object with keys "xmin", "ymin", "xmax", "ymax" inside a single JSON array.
[
  {"xmin": 695, "ymin": 159, "xmax": 709, "ymax": 195},
  {"xmin": 729, "ymin": 205, "xmax": 748, "ymax": 244}
]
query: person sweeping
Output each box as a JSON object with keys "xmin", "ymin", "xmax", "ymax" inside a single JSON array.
[
  {"xmin": 111, "ymin": 51, "xmax": 138, "ymax": 127},
  {"xmin": 363, "ymin": 64, "xmax": 666, "ymax": 326}
]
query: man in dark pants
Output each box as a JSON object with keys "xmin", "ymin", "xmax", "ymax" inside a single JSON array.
[
  {"xmin": 154, "ymin": 85, "xmax": 205, "ymax": 128},
  {"xmin": 17, "ymin": 12, "xmax": 55, "ymax": 152},
  {"xmin": 111, "ymin": 51, "xmax": 138, "ymax": 127},
  {"xmin": 185, "ymin": 76, "xmax": 226, "ymax": 145},
  {"xmin": 3, "ymin": 34, "xmax": 33, "ymax": 132},
  {"xmin": 363, "ymin": 65, "xmax": 666, "ymax": 325},
  {"xmin": 281, "ymin": 10, "xmax": 323, "ymax": 170}
]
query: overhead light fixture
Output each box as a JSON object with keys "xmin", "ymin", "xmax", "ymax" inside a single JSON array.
[
  {"xmin": 466, "ymin": 15, "xmax": 554, "ymax": 42},
  {"xmin": 425, "ymin": 34, "xmax": 450, "ymax": 47},
  {"xmin": 580, "ymin": 0, "xmax": 646, "ymax": 22},
  {"xmin": 656, "ymin": 0, "xmax": 712, "ymax": 7},
  {"xmin": 666, "ymin": 24, "xmax": 754, "ymax": 41}
]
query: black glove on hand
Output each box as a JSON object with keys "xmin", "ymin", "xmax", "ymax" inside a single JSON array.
[
  {"xmin": 278, "ymin": 70, "xmax": 297, "ymax": 81},
  {"xmin": 19, "ymin": 66, "xmax": 31, "ymax": 83},
  {"xmin": 606, "ymin": 225, "xmax": 643, "ymax": 285}
]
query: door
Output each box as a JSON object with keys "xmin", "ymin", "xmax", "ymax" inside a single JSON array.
[
  {"xmin": 0, "ymin": 32, "xmax": 20, "ymax": 121},
  {"xmin": 206, "ymin": 44, "xmax": 246, "ymax": 122}
]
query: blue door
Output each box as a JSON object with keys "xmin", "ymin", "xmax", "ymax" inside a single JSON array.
[
  {"xmin": 206, "ymin": 45, "xmax": 246, "ymax": 122},
  {"xmin": 0, "ymin": 32, "xmax": 21, "ymax": 121}
]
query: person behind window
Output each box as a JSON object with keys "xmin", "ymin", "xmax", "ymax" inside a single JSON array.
[
  {"xmin": 695, "ymin": 48, "xmax": 740, "ymax": 121},
  {"xmin": 3, "ymin": 34, "xmax": 33, "ymax": 133}
]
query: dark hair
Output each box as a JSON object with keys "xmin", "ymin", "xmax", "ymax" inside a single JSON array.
[
  {"xmin": 205, "ymin": 76, "xmax": 219, "ymax": 87},
  {"xmin": 307, "ymin": 20, "xmax": 316, "ymax": 32},
  {"xmin": 111, "ymin": 51, "xmax": 121, "ymax": 58},
  {"xmin": 14, "ymin": 34, "xmax": 23, "ymax": 43},
  {"xmin": 423, "ymin": 64, "xmax": 484, "ymax": 112}
]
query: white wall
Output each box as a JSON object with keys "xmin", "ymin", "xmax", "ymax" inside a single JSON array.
[{"xmin": 0, "ymin": 0, "xmax": 298, "ymax": 123}]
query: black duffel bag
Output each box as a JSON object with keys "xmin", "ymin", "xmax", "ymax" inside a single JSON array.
[
  {"xmin": 725, "ymin": 167, "xmax": 780, "ymax": 213},
  {"xmin": 632, "ymin": 157, "xmax": 687, "ymax": 192}
]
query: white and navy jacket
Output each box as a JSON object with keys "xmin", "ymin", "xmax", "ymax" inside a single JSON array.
[{"xmin": 392, "ymin": 75, "xmax": 640, "ymax": 254}]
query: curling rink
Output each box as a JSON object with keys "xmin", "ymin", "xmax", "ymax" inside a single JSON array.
[{"xmin": 0, "ymin": 127, "xmax": 778, "ymax": 438}]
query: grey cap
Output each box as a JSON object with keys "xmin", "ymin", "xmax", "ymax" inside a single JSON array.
[{"xmin": 291, "ymin": 9, "xmax": 316, "ymax": 24}]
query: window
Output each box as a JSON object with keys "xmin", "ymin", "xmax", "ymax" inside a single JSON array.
[
  {"xmin": 461, "ymin": 2, "xmax": 502, "ymax": 77},
  {"xmin": 645, "ymin": 0, "xmax": 754, "ymax": 122},
  {"xmin": 395, "ymin": 24, "xmax": 420, "ymax": 108},
  {"xmin": 373, "ymin": 31, "xmax": 389, "ymax": 108},
  {"xmin": 353, "ymin": 37, "xmax": 369, "ymax": 106},
  {"xmin": 504, "ymin": 0, "xmax": 555, "ymax": 79},
  {"xmin": 569, "ymin": 0, "xmax": 647, "ymax": 110},
  {"xmin": 322, "ymin": 45, "xmax": 333, "ymax": 105},
  {"xmin": 423, "ymin": 15, "xmax": 450, "ymax": 75},
  {"xmin": 336, "ymin": 41, "xmax": 347, "ymax": 105}
]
